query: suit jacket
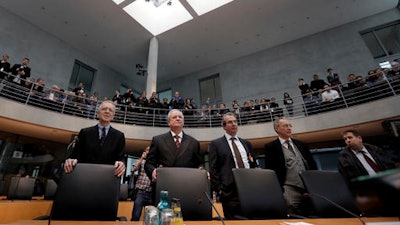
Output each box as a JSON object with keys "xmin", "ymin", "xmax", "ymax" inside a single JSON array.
[
  {"xmin": 71, "ymin": 125, "xmax": 125, "ymax": 165},
  {"xmin": 209, "ymin": 136, "xmax": 257, "ymax": 201},
  {"xmin": 10, "ymin": 64, "xmax": 31, "ymax": 77},
  {"xmin": 264, "ymin": 138, "xmax": 317, "ymax": 187},
  {"xmin": 338, "ymin": 143, "xmax": 395, "ymax": 181},
  {"xmin": 144, "ymin": 132, "xmax": 204, "ymax": 179}
]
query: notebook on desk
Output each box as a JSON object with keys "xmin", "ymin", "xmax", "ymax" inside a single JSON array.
[{"xmin": 7, "ymin": 177, "xmax": 36, "ymax": 200}]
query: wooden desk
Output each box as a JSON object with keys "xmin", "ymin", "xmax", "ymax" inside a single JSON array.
[
  {"xmin": 3, "ymin": 217, "xmax": 400, "ymax": 225},
  {"xmin": 0, "ymin": 200, "xmax": 223, "ymax": 224},
  {"xmin": 0, "ymin": 200, "xmax": 133, "ymax": 224}
]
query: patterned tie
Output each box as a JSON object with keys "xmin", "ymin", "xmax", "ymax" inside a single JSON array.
[
  {"xmin": 231, "ymin": 137, "xmax": 244, "ymax": 168},
  {"xmin": 285, "ymin": 140, "xmax": 296, "ymax": 155},
  {"xmin": 174, "ymin": 135, "xmax": 180, "ymax": 149},
  {"xmin": 100, "ymin": 127, "xmax": 106, "ymax": 146},
  {"xmin": 361, "ymin": 151, "xmax": 380, "ymax": 172}
]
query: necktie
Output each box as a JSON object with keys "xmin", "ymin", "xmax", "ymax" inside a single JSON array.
[
  {"xmin": 361, "ymin": 151, "xmax": 380, "ymax": 172},
  {"xmin": 285, "ymin": 140, "xmax": 296, "ymax": 155},
  {"xmin": 100, "ymin": 127, "xmax": 106, "ymax": 146},
  {"xmin": 174, "ymin": 135, "xmax": 180, "ymax": 149},
  {"xmin": 231, "ymin": 137, "xmax": 244, "ymax": 168}
]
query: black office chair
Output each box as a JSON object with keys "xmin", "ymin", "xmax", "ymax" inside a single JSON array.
[
  {"xmin": 119, "ymin": 183, "xmax": 129, "ymax": 201},
  {"xmin": 49, "ymin": 163, "xmax": 125, "ymax": 221},
  {"xmin": 43, "ymin": 179, "xmax": 57, "ymax": 200},
  {"xmin": 232, "ymin": 168, "xmax": 289, "ymax": 219},
  {"xmin": 7, "ymin": 176, "xmax": 36, "ymax": 200},
  {"xmin": 155, "ymin": 167, "xmax": 212, "ymax": 220},
  {"xmin": 300, "ymin": 170, "xmax": 361, "ymax": 218}
]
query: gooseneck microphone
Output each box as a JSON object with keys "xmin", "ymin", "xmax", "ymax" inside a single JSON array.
[
  {"xmin": 203, "ymin": 191, "xmax": 226, "ymax": 225},
  {"xmin": 306, "ymin": 192, "xmax": 365, "ymax": 225}
]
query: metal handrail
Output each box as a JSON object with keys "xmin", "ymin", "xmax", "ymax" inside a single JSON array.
[{"xmin": 1, "ymin": 70, "xmax": 399, "ymax": 128}]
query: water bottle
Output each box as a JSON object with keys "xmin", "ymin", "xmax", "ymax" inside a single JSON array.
[
  {"xmin": 157, "ymin": 190, "xmax": 170, "ymax": 224},
  {"xmin": 171, "ymin": 198, "xmax": 184, "ymax": 225}
]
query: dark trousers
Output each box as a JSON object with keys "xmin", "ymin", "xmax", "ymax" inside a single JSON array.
[
  {"xmin": 221, "ymin": 196, "xmax": 241, "ymax": 220},
  {"xmin": 131, "ymin": 190, "xmax": 153, "ymax": 221}
]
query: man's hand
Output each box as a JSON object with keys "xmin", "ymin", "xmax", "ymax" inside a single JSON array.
[
  {"xmin": 114, "ymin": 161, "xmax": 126, "ymax": 177},
  {"xmin": 152, "ymin": 169, "xmax": 157, "ymax": 181},
  {"xmin": 64, "ymin": 158, "xmax": 78, "ymax": 173}
]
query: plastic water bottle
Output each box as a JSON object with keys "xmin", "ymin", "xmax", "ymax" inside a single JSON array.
[
  {"xmin": 157, "ymin": 190, "xmax": 170, "ymax": 224},
  {"xmin": 171, "ymin": 198, "xmax": 184, "ymax": 225}
]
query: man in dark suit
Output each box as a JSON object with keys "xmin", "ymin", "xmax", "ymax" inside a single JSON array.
[
  {"xmin": 10, "ymin": 58, "xmax": 31, "ymax": 84},
  {"xmin": 209, "ymin": 112, "xmax": 258, "ymax": 219},
  {"xmin": 338, "ymin": 129, "xmax": 395, "ymax": 181},
  {"xmin": 264, "ymin": 117, "xmax": 317, "ymax": 215},
  {"xmin": 64, "ymin": 100, "xmax": 126, "ymax": 177},
  {"xmin": 144, "ymin": 109, "xmax": 204, "ymax": 181}
]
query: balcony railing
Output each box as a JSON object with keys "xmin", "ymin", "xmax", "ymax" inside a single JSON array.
[{"xmin": 1, "ymin": 70, "xmax": 400, "ymax": 128}]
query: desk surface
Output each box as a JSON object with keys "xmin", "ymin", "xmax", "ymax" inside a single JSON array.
[{"xmin": 3, "ymin": 218, "xmax": 399, "ymax": 225}]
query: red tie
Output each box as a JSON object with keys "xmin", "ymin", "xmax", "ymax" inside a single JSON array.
[
  {"xmin": 231, "ymin": 137, "xmax": 245, "ymax": 168},
  {"xmin": 361, "ymin": 151, "xmax": 380, "ymax": 172},
  {"xmin": 174, "ymin": 135, "xmax": 180, "ymax": 149}
]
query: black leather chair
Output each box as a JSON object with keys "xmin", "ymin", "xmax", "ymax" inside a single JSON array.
[
  {"xmin": 232, "ymin": 168, "xmax": 289, "ymax": 219},
  {"xmin": 119, "ymin": 183, "xmax": 129, "ymax": 201},
  {"xmin": 7, "ymin": 176, "xmax": 36, "ymax": 200},
  {"xmin": 43, "ymin": 179, "xmax": 57, "ymax": 200},
  {"xmin": 300, "ymin": 170, "xmax": 361, "ymax": 218},
  {"xmin": 48, "ymin": 163, "xmax": 125, "ymax": 221},
  {"xmin": 155, "ymin": 167, "xmax": 212, "ymax": 220}
]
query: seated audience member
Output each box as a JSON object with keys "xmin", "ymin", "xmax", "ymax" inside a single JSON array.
[
  {"xmin": 148, "ymin": 91, "xmax": 160, "ymax": 109},
  {"xmin": 388, "ymin": 61, "xmax": 399, "ymax": 77},
  {"xmin": 169, "ymin": 91, "xmax": 184, "ymax": 109},
  {"xmin": 183, "ymin": 98, "xmax": 195, "ymax": 115},
  {"xmin": 309, "ymin": 74, "xmax": 327, "ymax": 96},
  {"xmin": 217, "ymin": 103, "xmax": 230, "ymax": 117},
  {"xmin": 326, "ymin": 68, "xmax": 341, "ymax": 86},
  {"xmin": 31, "ymin": 78, "xmax": 45, "ymax": 94},
  {"xmin": 283, "ymin": 92, "xmax": 294, "ymax": 117},
  {"xmin": 321, "ymin": 84, "xmax": 340, "ymax": 102},
  {"xmin": 10, "ymin": 57, "xmax": 31, "ymax": 80},
  {"xmin": 346, "ymin": 73, "xmax": 358, "ymax": 89},
  {"xmin": 46, "ymin": 85, "xmax": 61, "ymax": 102},
  {"xmin": 259, "ymin": 98, "xmax": 270, "ymax": 112},
  {"xmin": 0, "ymin": 54, "xmax": 11, "ymax": 78},
  {"xmin": 159, "ymin": 97, "xmax": 170, "ymax": 114},
  {"xmin": 298, "ymin": 78, "xmax": 310, "ymax": 97},
  {"xmin": 112, "ymin": 89, "xmax": 122, "ymax": 105},
  {"xmin": 303, "ymin": 91, "xmax": 319, "ymax": 115},
  {"xmin": 338, "ymin": 129, "xmax": 396, "ymax": 181},
  {"xmin": 73, "ymin": 82, "xmax": 85, "ymax": 96}
]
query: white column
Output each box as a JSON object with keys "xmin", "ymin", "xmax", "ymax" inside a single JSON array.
[{"xmin": 146, "ymin": 36, "xmax": 158, "ymax": 98}]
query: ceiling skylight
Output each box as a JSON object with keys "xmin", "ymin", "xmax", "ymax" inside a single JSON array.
[
  {"xmin": 187, "ymin": 0, "xmax": 235, "ymax": 16},
  {"xmin": 123, "ymin": 0, "xmax": 193, "ymax": 36},
  {"xmin": 113, "ymin": 0, "xmax": 236, "ymax": 36}
]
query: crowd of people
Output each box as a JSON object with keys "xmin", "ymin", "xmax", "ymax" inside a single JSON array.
[
  {"xmin": 1, "ymin": 52, "xmax": 400, "ymax": 126},
  {"xmin": 2, "ymin": 52, "xmax": 400, "ymax": 220}
]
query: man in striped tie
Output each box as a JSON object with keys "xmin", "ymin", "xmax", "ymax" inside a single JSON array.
[{"xmin": 338, "ymin": 129, "xmax": 396, "ymax": 181}]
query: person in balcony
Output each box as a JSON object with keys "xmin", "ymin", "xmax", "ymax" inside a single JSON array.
[
  {"xmin": 326, "ymin": 68, "xmax": 341, "ymax": 87},
  {"xmin": 321, "ymin": 84, "xmax": 340, "ymax": 103},
  {"xmin": 10, "ymin": 57, "xmax": 31, "ymax": 83},
  {"xmin": 0, "ymin": 54, "xmax": 11, "ymax": 78}
]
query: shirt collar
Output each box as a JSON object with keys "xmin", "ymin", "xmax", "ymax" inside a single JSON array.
[{"xmin": 171, "ymin": 131, "xmax": 183, "ymax": 139}]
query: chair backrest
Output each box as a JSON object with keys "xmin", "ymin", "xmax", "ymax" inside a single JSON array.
[
  {"xmin": 44, "ymin": 179, "xmax": 57, "ymax": 200},
  {"xmin": 232, "ymin": 168, "xmax": 288, "ymax": 219},
  {"xmin": 155, "ymin": 167, "xmax": 212, "ymax": 220},
  {"xmin": 50, "ymin": 163, "xmax": 120, "ymax": 221},
  {"xmin": 300, "ymin": 170, "xmax": 361, "ymax": 218},
  {"xmin": 7, "ymin": 176, "xmax": 36, "ymax": 200},
  {"xmin": 119, "ymin": 183, "xmax": 129, "ymax": 200}
]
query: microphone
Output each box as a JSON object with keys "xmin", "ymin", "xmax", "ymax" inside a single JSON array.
[
  {"xmin": 203, "ymin": 191, "xmax": 226, "ymax": 225},
  {"xmin": 305, "ymin": 192, "xmax": 365, "ymax": 225}
]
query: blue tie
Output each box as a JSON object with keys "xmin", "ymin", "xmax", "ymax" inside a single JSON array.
[{"xmin": 100, "ymin": 127, "xmax": 106, "ymax": 145}]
